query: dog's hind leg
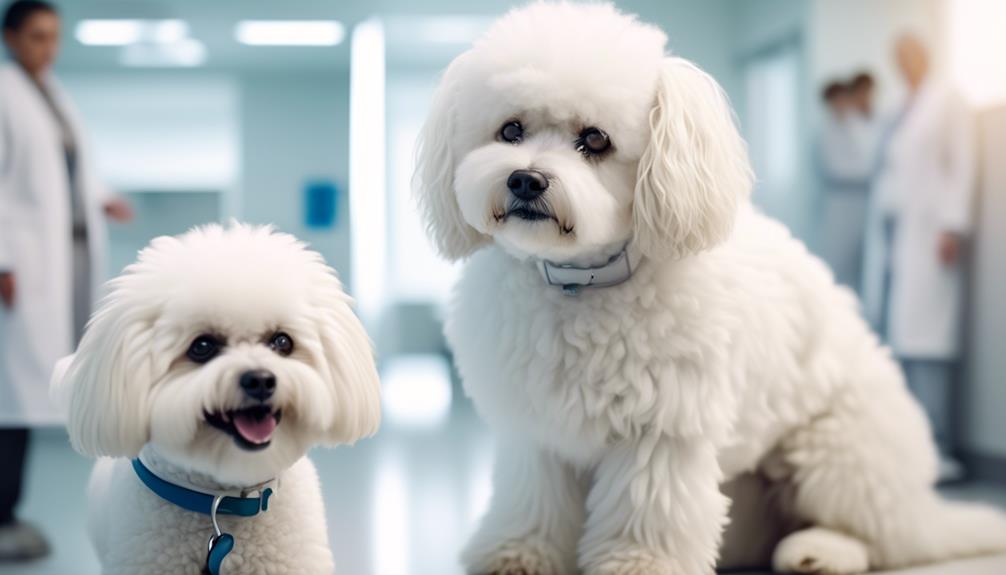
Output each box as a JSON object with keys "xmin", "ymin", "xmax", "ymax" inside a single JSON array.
[
  {"xmin": 461, "ymin": 439, "xmax": 585, "ymax": 575},
  {"xmin": 773, "ymin": 376, "xmax": 1006, "ymax": 573}
]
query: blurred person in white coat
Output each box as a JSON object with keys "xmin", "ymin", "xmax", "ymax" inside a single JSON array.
[
  {"xmin": 0, "ymin": 0, "xmax": 131, "ymax": 560},
  {"xmin": 862, "ymin": 33, "xmax": 975, "ymax": 475},
  {"xmin": 817, "ymin": 73, "xmax": 879, "ymax": 292}
]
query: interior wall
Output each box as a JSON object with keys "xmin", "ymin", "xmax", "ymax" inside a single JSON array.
[
  {"xmin": 60, "ymin": 73, "xmax": 239, "ymax": 193},
  {"xmin": 621, "ymin": 0, "xmax": 739, "ymax": 99},
  {"xmin": 731, "ymin": 0, "xmax": 808, "ymax": 57},
  {"xmin": 62, "ymin": 69, "xmax": 352, "ymax": 284},
  {"xmin": 964, "ymin": 105, "xmax": 1006, "ymax": 458},
  {"xmin": 238, "ymin": 71, "xmax": 353, "ymax": 287},
  {"xmin": 60, "ymin": 72, "xmax": 238, "ymax": 277},
  {"xmin": 727, "ymin": 0, "xmax": 817, "ymax": 245}
]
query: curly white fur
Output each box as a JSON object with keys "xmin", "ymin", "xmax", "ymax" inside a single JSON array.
[
  {"xmin": 414, "ymin": 3, "xmax": 1006, "ymax": 574},
  {"xmin": 51, "ymin": 223, "xmax": 381, "ymax": 574}
]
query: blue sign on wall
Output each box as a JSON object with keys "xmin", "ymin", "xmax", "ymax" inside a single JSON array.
[{"xmin": 304, "ymin": 179, "xmax": 339, "ymax": 229}]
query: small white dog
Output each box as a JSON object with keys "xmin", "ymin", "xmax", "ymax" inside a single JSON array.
[
  {"xmin": 51, "ymin": 224, "xmax": 380, "ymax": 575},
  {"xmin": 414, "ymin": 3, "xmax": 1006, "ymax": 574}
]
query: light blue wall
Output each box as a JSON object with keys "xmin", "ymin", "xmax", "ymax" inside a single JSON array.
[
  {"xmin": 105, "ymin": 192, "xmax": 222, "ymax": 276},
  {"xmin": 238, "ymin": 71, "xmax": 353, "ymax": 287},
  {"xmin": 60, "ymin": 72, "xmax": 238, "ymax": 277},
  {"xmin": 624, "ymin": 0, "xmax": 741, "ymax": 99},
  {"xmin": 727, "ymin": 0, "xmax": 818, "ymax": 247},
  {"xmin": 64, "ymin": 70, "xmax": 352, "ymax": 282}
]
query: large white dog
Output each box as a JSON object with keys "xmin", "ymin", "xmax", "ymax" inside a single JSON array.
[
  {"xmin": 414, "ymin": 3, "xmax": 1006, "ymax": 574},
  {"xmin": 51, "ymin": 224, "xmax": 381, "ymax": 574}
]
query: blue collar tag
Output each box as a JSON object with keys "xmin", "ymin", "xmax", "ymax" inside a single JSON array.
[{"xmin": 131, "ymin": 458, "xmax": 275, "ymax": 575}]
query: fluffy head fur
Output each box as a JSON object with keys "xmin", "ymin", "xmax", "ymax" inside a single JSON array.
[
  {"xmin": 414, "ymin": 1, "xmax": 753, "ymax": 264},
  {"xmin": 52, "ymin": 223, "xmax": 381, "ymax": 486}
]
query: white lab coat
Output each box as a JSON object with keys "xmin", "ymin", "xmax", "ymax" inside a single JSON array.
[
  {"xmin": 862, "ymin": 79, "xmax": 975, "ymax": 360},
  {"xmin": 817, "ymin": 111, "xmax": 879, "ymax": 291},
  {"xmin": 0, "ymin": 62, "xmax": 108, "ymax": 425}
]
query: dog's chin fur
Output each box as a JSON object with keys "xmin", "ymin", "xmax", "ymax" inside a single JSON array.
[
  {"xmin": 52, "ymin": 223, "xmax": 381, "ymax": 572},
  {"xmin": 415, "ymin": 3, "xmax": 1006, "ymax": 575}
]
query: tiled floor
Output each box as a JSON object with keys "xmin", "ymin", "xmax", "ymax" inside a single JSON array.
[{"xmin": 3, "ymin": 395, "xmax": 1006, "ymax": 575}]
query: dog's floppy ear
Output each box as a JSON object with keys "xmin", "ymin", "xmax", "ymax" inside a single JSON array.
[
  {"xmin": 413, "ymin": 53, "xmax": 488, "ymax": 261},
  {"xmin": 633, "ymin": 57, "xmax": 753, "ymax": 260},
  {"xmin": 313, "ymin": 284, "xmax": 381, "ymax": 444},
  {"xmin": 51, "ymin": 279, "xmax": 154, "ymax": 458}
]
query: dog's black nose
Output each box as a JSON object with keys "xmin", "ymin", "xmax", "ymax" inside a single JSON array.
[
  {"xmin": 239, "ymin": 369, "xmax": 276, "ymax": 401},
  {"xmin": 507, "ymin": 169, "xmax": 549, "ymax": 201}
]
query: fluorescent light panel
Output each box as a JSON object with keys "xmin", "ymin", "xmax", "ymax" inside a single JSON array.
[
  {"xmin": 120, "ymin": 38, "xmax": 206, "ymax": 68},
  {"xmin": 412, "ymin": 16, "xmax": 490, "ymax": 44},
  {"xmin": 235, "ymin": 20, "xmax": 345, "ymax": 46},
  {"xmin": 349, "ymin": 17, "xmax": 385, "ymax": 325},
  {"xmin": 76, "ymin": 19, "xmax": 188, "ymax": 46}
]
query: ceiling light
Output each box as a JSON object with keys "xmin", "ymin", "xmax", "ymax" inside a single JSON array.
[
  {"xmin": 235, "ymin": 20, "xmax": 345, "ymax": 46},
  {"xmin": 410, "ymin": 16, "xmax": 491, "ymax": 44},
  {"xmin": 75, "ymin": 19, "xmax": 189, "ymax": 46},
  {"xmin": 120, "ymin": 38, "xmax": 206, "ymax": 68}
]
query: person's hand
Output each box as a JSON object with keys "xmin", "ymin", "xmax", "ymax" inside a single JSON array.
[
  {"xmin": 938, "ymin": 231, "xmax": 962, "ymax": 266},
  {"xmin": 0, "ymin": 272, "xmax": 14, "ymax": 309},
  {"xmin": 104, "ymin": 197, "xmax": 134, "ymax": 223}
]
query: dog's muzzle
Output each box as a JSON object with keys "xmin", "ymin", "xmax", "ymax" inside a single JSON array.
[{"xmin": 205, "ymin": 370, "xmax": 283, "ymax": 450}]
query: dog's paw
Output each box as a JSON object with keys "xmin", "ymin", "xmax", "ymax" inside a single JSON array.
[
  {"xmin": 467, "ymin": 538, "xmax": 566, "ymax": 575},
  {"xmin": 583, "ymin": 547, "xmax": 671, "ymax": 575},
  {"xmin": 772, "ymin": 527, "xmax": 869, "ymax": 574}
]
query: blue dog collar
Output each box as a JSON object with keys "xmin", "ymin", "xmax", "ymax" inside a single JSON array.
[
  {"xmin": 132, "ymin": 458, "xmax": 274, "ymax": 516},
  {"xmin": 132, "ymin": 457, "xmax": 276, "ymax": 575}
]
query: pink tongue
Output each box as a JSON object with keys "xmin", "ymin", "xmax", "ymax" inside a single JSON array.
[{"xmin": 232, "ymin": 412, "xmax": 277, "ymax": 444}]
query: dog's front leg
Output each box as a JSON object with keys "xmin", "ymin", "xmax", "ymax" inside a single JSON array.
[
  {"xmin": 578, "ymin": 435, "xmax": 728, "ymax": 575},
  {"xmin": 462, "ymin": 438, "xmax": 585, "ymax": 575}
]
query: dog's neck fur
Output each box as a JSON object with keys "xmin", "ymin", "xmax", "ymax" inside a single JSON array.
[{"xmin": 138, "ymin": 444, "xmax": 266, "ymax": 494}]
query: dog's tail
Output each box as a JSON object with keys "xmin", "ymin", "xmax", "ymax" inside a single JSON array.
[{"xmin": 875, "ymin": 492, "xmax": 1006, "ymax": 568}]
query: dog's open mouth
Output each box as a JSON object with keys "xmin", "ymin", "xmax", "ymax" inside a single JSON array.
[{"xmin": 205, "ymin": 405, "xmax": 282, "ymax": 451}]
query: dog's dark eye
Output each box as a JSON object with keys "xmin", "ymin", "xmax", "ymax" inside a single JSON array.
[
  {"xmin": 268, "ymin": 332, "xmax": 294, "ymax": 357},
  {"xmin": 499, "ymin": 121, "xmax": 523, "ymax": 144},
  {"xmin": 187, "ymin": 335, "xmax": 221, "ymax": 364},
  {"xmin": 576, "ymin": 127, "xmax": 611, "ymax": 156}
]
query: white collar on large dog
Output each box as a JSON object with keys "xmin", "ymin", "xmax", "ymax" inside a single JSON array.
[{"xmin": 536, "ymin": 244, "xmax": 638, "ymax": 295}]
